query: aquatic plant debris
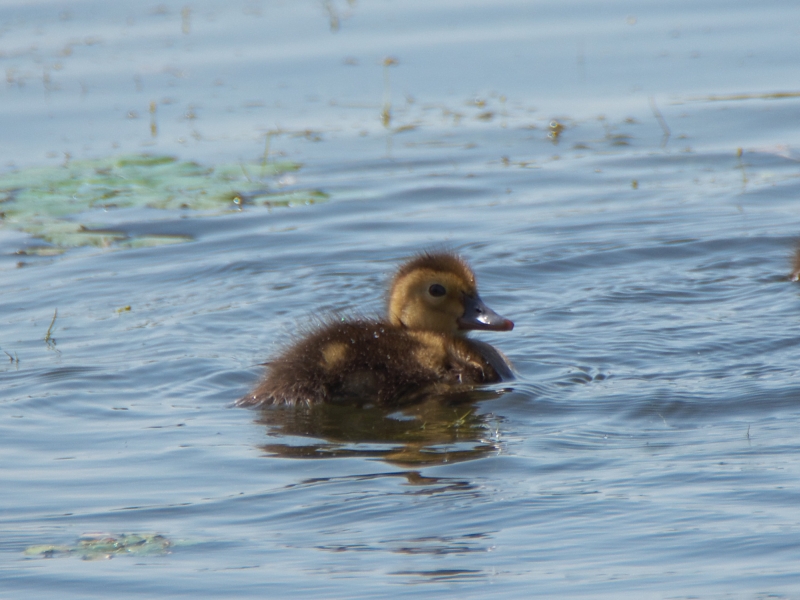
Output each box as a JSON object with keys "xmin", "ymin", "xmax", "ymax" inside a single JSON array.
[
  {"xmin": 0, "ymin": 154, "xmax": 327, "ymax": 252},
  {"xmin": 24, "ymin": 533, "xmax": 175, "ymax": 560}
]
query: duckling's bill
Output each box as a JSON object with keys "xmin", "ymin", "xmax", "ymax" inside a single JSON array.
[{"xmin": 457, "ymin": 293, "xmax": 514, "ymax": 332}]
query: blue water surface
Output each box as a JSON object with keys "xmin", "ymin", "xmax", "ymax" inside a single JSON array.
[{"xmin": 2, "ymin": 1, "xmax": 800, "ymax": 598}]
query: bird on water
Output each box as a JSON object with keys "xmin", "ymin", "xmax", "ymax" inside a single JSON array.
[{"xmin": 238, "ymin": 251, "xmax": 514, "ymax": 407}]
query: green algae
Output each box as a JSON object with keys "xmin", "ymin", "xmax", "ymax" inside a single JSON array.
[
  {"xmin": 0, "ymin": 154, "xmax": 327, "ymax": 251},
  {"xmin": 24, "ymin": 533, "xmax": 176, "ymax": 560}
]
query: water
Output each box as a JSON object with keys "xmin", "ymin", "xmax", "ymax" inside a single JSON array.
[{"xmin": 3, "ymin": 1, "xmax": 800, "ymax": 597}]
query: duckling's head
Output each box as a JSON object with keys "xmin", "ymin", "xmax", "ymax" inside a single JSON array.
[{"xmin": 388, "ymin": 252, "xmax": 514, "ymax": 335}]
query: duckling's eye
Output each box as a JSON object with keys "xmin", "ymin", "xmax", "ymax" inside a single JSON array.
[{"xmin": 428, "ymin": 283, "xmax": 446, "ymax": 297}]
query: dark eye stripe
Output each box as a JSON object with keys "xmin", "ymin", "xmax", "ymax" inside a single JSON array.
[{"xmin": 429, "ymin": 283, "xmax": 446, "ymax": 297}]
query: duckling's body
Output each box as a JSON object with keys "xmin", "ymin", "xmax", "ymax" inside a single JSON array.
[{"xmin": 239, "ymin": 252, "xmax": 514, "ymax": 407}]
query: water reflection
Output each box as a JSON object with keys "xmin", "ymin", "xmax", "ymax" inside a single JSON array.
[{"xmin": 253, "ymin": 390, "xmax": 508, "ymax": 466}]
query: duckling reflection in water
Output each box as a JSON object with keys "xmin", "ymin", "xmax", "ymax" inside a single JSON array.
[
  {"xmin": 238, "ymin": 252, "xmax": 514, "ymax": 407},
  {"xmin": 256, "ymin": 395, "xmax": 506, "ymax": 466}
]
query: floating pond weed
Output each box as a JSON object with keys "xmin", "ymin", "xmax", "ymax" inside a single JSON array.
[
  {"xmin": 24, "ymin": 533, "xmax": 177, "ymax": 561},
  {"xmin": 0, "ymin": 154, "xmax": 327, "ymax": 251}
]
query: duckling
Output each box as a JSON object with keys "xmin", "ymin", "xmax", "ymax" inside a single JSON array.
[
  {"xmin": 791, "ymin": 244, "xmax": 800, "ymax": 281},
  {"xmin": 238, "ymin": 252, "xmax": 514, "ymax": 407}
]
